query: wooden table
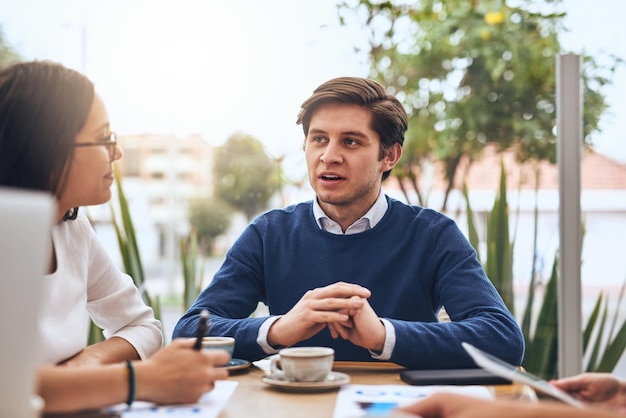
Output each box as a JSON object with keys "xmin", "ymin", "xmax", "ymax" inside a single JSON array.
[
  {"xmin": 221, "ymin": 362, "xmax": 536, "ymax": 417},
  {"xmin": 43, "ymin": 362, "xmax": 535, "ymax": 418}
]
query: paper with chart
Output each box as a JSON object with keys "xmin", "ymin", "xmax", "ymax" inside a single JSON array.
[
  {"xmin": 333, "ymin": 384, "xmax": 493, "ymax": 418},
  {"xmin": 103, "ymin": 380, "xmax": 238, "ymax": 418}
]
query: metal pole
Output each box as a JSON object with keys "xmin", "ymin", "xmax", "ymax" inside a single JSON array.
[{"xmin": 557, "ymin": 54, "xmax": 583, "ymax": 378}]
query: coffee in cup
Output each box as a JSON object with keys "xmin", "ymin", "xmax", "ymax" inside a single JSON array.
[
  {"xmin": 201, "ymin": 336, "xmax": 235, "ymax": 366},
  {"xmin": 269, "ymin": 346, "xmax": 334, "ymax": 382}
]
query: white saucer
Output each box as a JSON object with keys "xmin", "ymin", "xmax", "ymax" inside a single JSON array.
[{"xmin": 262, "ymin": 371, "xmax": 350, "ymax": 391}]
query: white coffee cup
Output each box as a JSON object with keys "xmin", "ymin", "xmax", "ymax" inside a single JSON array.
[
  {"xmin": 202, "ymin": 336, "xmax": 235, "ymax": 366},
  {"xmin": 269, "ymin": 346, "xmax": 334, "ymax": 382}
]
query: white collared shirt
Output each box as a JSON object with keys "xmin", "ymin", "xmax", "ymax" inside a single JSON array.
[{"xmin": 313, "ymin": 189, "xmax": 388, "ymax": 234}]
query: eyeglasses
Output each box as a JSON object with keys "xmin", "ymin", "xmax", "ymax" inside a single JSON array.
[{"xmin": 73, "ymin": 132, "xmax": 118, "ymax": 161}]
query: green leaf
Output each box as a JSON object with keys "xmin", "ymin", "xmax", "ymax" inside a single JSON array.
[
  {"xmin": 463, "ymin": 180, "xmax": 481, "ymax": 262},
  {"xmin": 607, "ymin": 280, "xmax": 626, "ymax": 342},
  {"xmin": 88, "ymin": 321, "xmax": 105, "ymax": 344},
  {"xmin": 593, "ymin": 278, "xmax": 626, "ymax": 372},
  {"xmin": 582, "ymin": 292, "xmax": 603, "ymax": 354},
  {"xmin": 181, "ymin": 229, "xmax": 205, "ymax": 312},
  {"xmin": 585, "ymin": 301, "xmax": 607, "ymax": 372},
  {"xmin": 521, "ymin": 176, "xmax": 541, "ymax": 340},
  {"xmin": 111, "ymin": 164, "xmax": 152, "ymax": 307},
  {"xmin": 597, "ymin": 318, "xmax": 626, "ymax": 372},
  {"xmin": 484, "ymin": 159, "xmax": 514, "ymax": 313},
  {"xmin": 524, "ymin": 257, "xmax": 558, "ymax": 379},
  {"xmin": 91, "ymin": 163, "xmax": 161, "ymax": 345}
]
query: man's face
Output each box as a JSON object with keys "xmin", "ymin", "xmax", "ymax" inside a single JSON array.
[{"xmin": 304, "ymin": 103, "xmax": 399, "ymax": 218}]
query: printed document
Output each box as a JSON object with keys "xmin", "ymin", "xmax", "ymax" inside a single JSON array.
[
  {"xmin": 105, "ymin": 380, "xmax": 238, "ymax": 418},
  {"xmin": 333, "ymin": 384, "xmax": 493, "ymax": 417}
]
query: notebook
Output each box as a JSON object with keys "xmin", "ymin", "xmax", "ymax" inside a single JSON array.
[
  {"xmin": 462, "ymin": 342, "xmax": 587, "ymax": 408},
  {"xmin": 0, "ymin": 188, "xmax": 56, "ymax": 417}
]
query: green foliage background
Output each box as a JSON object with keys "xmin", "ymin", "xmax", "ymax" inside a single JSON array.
[
  {"xmin": 214, "ymin": 133, "xmax": 281, "ymax": 221},
  {"xmin": 0, "ymin": 28, "xmax": 20, "ymax": 65},
  {"xmin": 188, "ymin": 197, "xmax": 232, "ymax": 255},
  {"xmin": 338, "ymin": 0, "xmax": 621, "ymax": 211}
]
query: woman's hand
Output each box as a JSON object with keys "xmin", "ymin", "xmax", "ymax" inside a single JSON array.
[
  {"xmin": 134, "ymin": 338, "xmax": 230, "ymax": 405},
  {"xmin": 551, "ymin": 373, "xmax": 626, "ymax": 413}
]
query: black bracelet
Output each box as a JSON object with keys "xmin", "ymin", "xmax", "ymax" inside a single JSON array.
[{"xmin": 125, "ymin": 360, "xmax": 136, "ymax": 406}]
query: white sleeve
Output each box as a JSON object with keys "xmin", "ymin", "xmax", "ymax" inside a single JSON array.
[
  {"xmin": 368, "ymin": 318, "xmax": 395, "ymax": 360},
  {"xmin": 256, "ymin": 316, "xmax": 282, "ymax": 355},
  {"xmin": 82, "ymin": 218, "xmax": 163, "ymax": 359}
]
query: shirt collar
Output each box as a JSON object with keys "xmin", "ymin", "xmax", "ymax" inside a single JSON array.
[{"xmin": 313, "ymin": 191, "xmax": 388, "ymax": 235}]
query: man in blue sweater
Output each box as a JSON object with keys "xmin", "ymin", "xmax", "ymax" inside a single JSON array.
[{"xmin": 173, "ymin": 77, "xmax": 524, "ymax": 369}]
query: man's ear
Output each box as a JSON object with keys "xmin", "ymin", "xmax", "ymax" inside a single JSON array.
[{"xmin": 384, "ymin": 142, "xmax": 402, "ymax": 170}]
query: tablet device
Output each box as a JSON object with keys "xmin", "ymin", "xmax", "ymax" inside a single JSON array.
[
  {"xmin": 400, "ymin": 368, "xmax": 511, "ymax": 386},
  {"xmin": 462, "ymin": 342, "xmax": 587, "ymax": 409}
]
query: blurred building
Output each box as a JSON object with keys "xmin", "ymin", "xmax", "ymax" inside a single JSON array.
[{"xmin": 115, "ymin": 133, "xmax": 214, "ymax": 260}]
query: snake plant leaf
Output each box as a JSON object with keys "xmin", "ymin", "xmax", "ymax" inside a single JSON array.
[
  {"xmin": 485, "ymin": 159, "xmax": 514, "ymax": 313},
  {"xmin": 181, "ymin": 230, "xmax": 203, "ymax": 311},
  {"xmin": 594, "ymin": 279, "xmax": 626, "ymax": 372},
  {"xmin": 587, "ymin": 298, "xmax": 608, "ymax": 371},
  {"xmin": 110, "ymin": 164, "xmax": 160, "ymax": 318},
  {"xmin": 90, "ymin": 164, "xmax": 162, "ymax": 345},
  {"xmin": 113, "ymin": 166, "xmax": 145, "ymax": 286},
  {"xmin": 463, "ymin": 181, "xmax": 480, "ymax": 261},
  {"xmin": 583, "ymin": 292, "xmax": 603, "ymax": 354},
  {"xmin": 521, "ymin": 177, "xmax": 541, "ymax": 339},
  {"xmin": 110, "ymin": 164, "xmax": 161, "ymax": 311},
  {"xmin": 596, "ymin": 317, "xmax": 626, "ymax": 372},
  {"xmin": 585, "ymin": 300, "xmax": 608, "ymax": 372},
  {"xmin": 464, "ymin": 159, "xmax": 626, "ymax": 378},
  {"xmin": 584, "ymin": 280, "xmax": 626, "ymax": 372},
  {"xmin": 180, "ymin": 228, "xmax": 207, "ymax": 312},
  {"xmin": 180, "ymin": 237, "xmax": 192, "ymax": 310},
  {"xmin": 524, "ymin": 256, "xmax": 559, "ymax": 379},
  {"xmin": 607, "ymin": 280, "xmax": 626, "ymax": 342}
]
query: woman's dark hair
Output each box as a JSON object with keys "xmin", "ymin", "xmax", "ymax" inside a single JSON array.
[
  {"xmin": 0, "ymin": 60, "xmax": 94, "ymax": 220},
  {"xmin": 296, "ymin": 77, "xmax": 408, "ymax": 180}
]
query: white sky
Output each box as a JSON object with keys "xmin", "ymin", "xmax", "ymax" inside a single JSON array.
[{"xmin": 0, "ymin": 0, "xmax": 624, "ymax": 180}]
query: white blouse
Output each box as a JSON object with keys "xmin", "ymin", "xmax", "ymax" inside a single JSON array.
[{"xmin": 39, "ymin": 212, "xmax": 162, "ymax": 365}]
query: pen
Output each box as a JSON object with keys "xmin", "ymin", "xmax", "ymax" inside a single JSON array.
[{"xmin": 193, "ymin": 309, "xmax": 210, "ymax": 350}]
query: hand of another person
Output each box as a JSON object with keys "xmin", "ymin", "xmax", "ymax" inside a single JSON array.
[
  {"xmin": 267, "ymin": 282, "xmax": 371, "ymax": 348},
  {"xmin": 395, "ymin": 392, "xmax": 619, "ymax": 418},
  {"xmin": 60, "ymin": 336, "xmax": 140, "ymax": 367},
  {"xmin": 551, "ymin": 373, "xmax": 626, "ymax": 413},
  {"xmin": 396, "ymin": 393, "xmax": 521, "ymax": 418},
  {"xmin": 59, "ymin": 349, "xmax": 99, "ymax": 367},
  {"xmin": 134, "ymin": 338, "xmax": 230, "ymax": 405},
  {"xmin": 327, "ymin": 297, "xmax": 386, "ymax": 352}
]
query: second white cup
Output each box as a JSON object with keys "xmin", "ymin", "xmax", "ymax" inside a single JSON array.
[{"xmin": 269, "ymin": 346, "xmax": 334, "ymax": 382}]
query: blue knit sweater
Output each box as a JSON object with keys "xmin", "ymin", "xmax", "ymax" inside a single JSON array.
[{"xmin": 173, "ymin": 196, "xmax": 524, "ymax": 369}]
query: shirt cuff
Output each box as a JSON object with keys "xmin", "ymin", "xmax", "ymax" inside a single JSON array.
[
  {"xmin": 257, "ymin": 315, "xmax": 283, "ymax": 355},
  {"xmin": 368, "ymin": 318, "xmax": 395, "ymax": 360}
]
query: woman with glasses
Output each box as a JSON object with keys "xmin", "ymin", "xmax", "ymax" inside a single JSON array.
[{"xmin": 0, "ymin": 60, "xmax": 229, "ymax": 412}]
